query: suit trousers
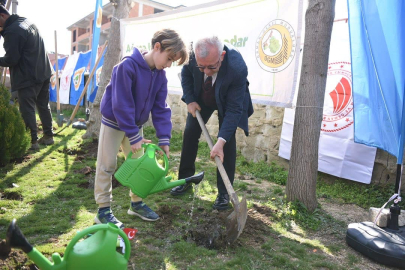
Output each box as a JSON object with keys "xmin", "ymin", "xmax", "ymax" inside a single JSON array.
[
  {"xmin": 17, "ymin": 80, "xmax": 53, "ymax": 142},
  {"xmin": 179, "ymin": 103, "xmax": 236, "ymax": 195},
  {"xmin": 95, "ymin": 123, "xmax": 142, "ymax": 208}
]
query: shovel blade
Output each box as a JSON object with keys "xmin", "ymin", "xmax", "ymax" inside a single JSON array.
[
  {"xmin": 56, "ymin": 110, "xmax": 64, "ymax": 127},
  {"xmin": 225, "ymin": 195, "xmax": 248, "ymax": 244}
]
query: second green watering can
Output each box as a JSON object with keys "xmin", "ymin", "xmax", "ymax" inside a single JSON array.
[{"xmin": 114, "ymin": 143, "xmax": 204, "ymax": 198}]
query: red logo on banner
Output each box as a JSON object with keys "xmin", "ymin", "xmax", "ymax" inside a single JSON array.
[{"xmin": 321, "ymin": 62, "xmax": 353, "ymax": 133}]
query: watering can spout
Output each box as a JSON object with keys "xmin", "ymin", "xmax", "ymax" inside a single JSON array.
[
  {"xmin": 7, "ymin": 219, "xmax": 57, "ymax": 270},
  {"xmin": 6, "ymin": 220, "xmax": 131, "ymax": 270},
  {"xmin": 149, "ymin": 172, "xmax": 205, "ymax": 194}
]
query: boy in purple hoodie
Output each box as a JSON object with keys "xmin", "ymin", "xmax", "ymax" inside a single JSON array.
[{"xmin": 94, "ymin": 29, "xmax": 188, "ymax": 228}]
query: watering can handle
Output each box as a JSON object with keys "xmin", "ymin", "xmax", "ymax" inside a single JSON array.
[
  {"xmin": 64, "ymin": 224, "xmax": 131, "ymax": 261},
  {"xmin": 125, "ymin": 144, "xmax": 169, "ymax": 174}
]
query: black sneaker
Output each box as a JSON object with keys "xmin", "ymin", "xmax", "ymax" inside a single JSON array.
[
  {"xmin": 170, "ymin": 183, "xmax": 192, "ymax": 196},
  {"xmin": 94, "ymin": 207, "xmax": 124, "ymax": 229},
  {"xmin": 213, "ymin": 193, "xmax": 230, "ymax": 210}
]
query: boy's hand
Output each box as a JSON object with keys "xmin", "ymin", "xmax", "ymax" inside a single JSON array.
[
  {"xmin": 159, "ymin": 145, "xmax": 170, "ymax": 158},
  {"xmin": 131, "ymin": 138, "xmax": 152, "ymax": 154}
]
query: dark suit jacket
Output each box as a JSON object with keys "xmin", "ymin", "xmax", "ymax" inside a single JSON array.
[{"xmin": 181, "ymin": 44, "xmax": 254, "ymax": 141}]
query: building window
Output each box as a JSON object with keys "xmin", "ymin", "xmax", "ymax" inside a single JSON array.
[
  {"xmin": 73, "ymin": 30, "xmax": 76, "ymax": 42},
  {"xmin": 73, "ymin": 46, "xmax": 76, "ymax": 52},
  {"xmin": 154, "ymin": 8, "xmax": 164, "ymax": 14}
]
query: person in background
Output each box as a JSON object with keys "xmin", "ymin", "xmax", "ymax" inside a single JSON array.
[
  {"xmin": 0, "ymin": 5, "xmax": 54, "ymax": 150},
  {"xmin": 94, "ymin": 29, "xmax": 188, "ymax": 228},
  {"xmin": 171, "ymin": 36, "xmax": 253, "ymax": 210}
]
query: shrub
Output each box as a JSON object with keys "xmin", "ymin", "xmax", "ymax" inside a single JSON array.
[{"xmin": 0, "ymin": 84, "xmax": 30, "ymax": 165}]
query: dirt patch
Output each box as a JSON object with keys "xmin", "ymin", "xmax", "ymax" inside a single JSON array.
[
  {"xmin": 80, "ymin": 138, "xmax": 99, "ymax": 159},
  {"xmin": 152, "ymin": 203, "xmax": 278, "ymax": 250},
  {"xmin": 319, "ymin": 198, "xmax": 370, "ymax": 224},
  {"xmin": 10, "ymin": 154, "xmax": 33, "ymax": 165},
  {"xmin": 1, "ymin": 191, "xmax": 23, "ymax": 201},
  {"xmin": 0, "ymin": 239, "xmax": 37, "ymax": 269}
]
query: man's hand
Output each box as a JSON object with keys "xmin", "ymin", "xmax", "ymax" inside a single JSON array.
[
  {"xmin": 159, "ymin": 145, "xmax": 170, "ymax": 158},
  {"xmin": 131, "ymin": 138, "xmax": 152, "ymax": 154},
  {"xmin": 187, "ymin": 102, "xmax": 201, "ymax": 118},
  {"xmin": 210, "ymin": 139, "xmax": 225, "ymax": 163}
]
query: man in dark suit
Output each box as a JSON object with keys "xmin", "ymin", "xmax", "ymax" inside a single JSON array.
[{"xmin": 171, "ymin": 36, "xmax": 253, "ymax": 210}]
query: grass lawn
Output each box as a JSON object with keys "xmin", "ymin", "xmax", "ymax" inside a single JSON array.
[{"xmin": 0, "ymin": 113, "xmax": 402, "ymax": 269}]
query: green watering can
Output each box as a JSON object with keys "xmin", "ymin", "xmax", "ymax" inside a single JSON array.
[
  {"xmin": 6, "ymin": 219, "xmax": 130, "ymax": 270},
  {"xmin": 114, "ymin": 143, "xmax": 204, "ymax": 198}
]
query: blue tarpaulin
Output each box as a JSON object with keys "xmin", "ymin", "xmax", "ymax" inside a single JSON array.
[
  {"xmin": 49, "ymin": 57, "xmax": 68, "ymax": 102},
  {"xmin": 348, "ymin": 0, "xmax": 405, "ymax": 163},
  {"xmin": 69, "ymin": 51, "xmax": 91, "ymax": 106}
]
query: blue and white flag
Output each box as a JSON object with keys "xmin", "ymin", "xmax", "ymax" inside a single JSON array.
[
  {"xmin": 69, "ymin": 51, "xmax": 91, "ymax": 106},
  {"xmin": 88, "ymin": 48, "xmax": 106, "ymax": 103},
  {"xmin": 88, "ymin": 0, "xmax": 102, "ymax": 101},
  {"xmin": 348, "ymin": 0, "xmax": 405, "ymax": 163},
  {"xmin": 49, "ymin": 56, "xmax": 67, "ymax": 102}
]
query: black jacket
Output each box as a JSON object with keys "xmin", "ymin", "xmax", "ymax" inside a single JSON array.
[
  {"xmin": 0, "ymin": 15, "xmax": 52, "ymax": 91},
  {"xmin": 181, "ymin": 44, "xmax": 254, "ymax": 141}
]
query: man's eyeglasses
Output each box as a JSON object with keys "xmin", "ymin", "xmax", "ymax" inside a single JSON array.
[{"xmin": 196, "ymin": 58, "xmax": 221, "ymax": 70}]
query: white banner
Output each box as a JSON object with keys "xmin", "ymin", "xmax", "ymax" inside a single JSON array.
[
  {"xmin": 279, "ymin": 17, "xmax": 377, "ymax": 184},
  {"xmin": 120, "ymin": 0, "xmax": 303, "ymax": 107},
  {"xmin": 59, "ymin": 52, "xmax": 80, "ymax": 104}
]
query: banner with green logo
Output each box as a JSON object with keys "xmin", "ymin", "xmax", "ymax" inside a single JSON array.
[{"xmin": 120, "ymin": 0, "xmax": 303, "ymax": 107}]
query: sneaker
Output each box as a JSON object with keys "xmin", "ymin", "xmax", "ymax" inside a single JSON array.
[
  {"xmin": 38, "ymin": 135, "xmax": 54, "ymax": 145},
  {"xmin": 29, "ymin": 141, "xmax": 39, "ymax": 150},
  {"xmin": 128, "ymin": 202, "xmax": 159, "ymax": 221},
  {"xmin": 94, "ymin": 207, "xmax": 124, "ymax": 229},
  {"xmin": 213, "ymin": 193, "xmax": 230, "ymax": 210}
]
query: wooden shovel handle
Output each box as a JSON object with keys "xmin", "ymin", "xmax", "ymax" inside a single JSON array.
[
  {"xmin": 195, "ymin": 110, "xmax": 239, "ymax": 204},
  {"xmin": 54, "ymin": 30, "xmax": 60, "ymax": 111},
  {"xmin": 67, "ymin": 40, "xmax": 108, "ymax": 126}
]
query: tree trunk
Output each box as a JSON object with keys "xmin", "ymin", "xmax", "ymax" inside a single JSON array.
[
  {"xmin": 286, "ymin": 0, "xmax": 336, "ymax": 212},
  {"xmin": 83, "ymin": 0, "xmax": 132, "ymax": 139}
]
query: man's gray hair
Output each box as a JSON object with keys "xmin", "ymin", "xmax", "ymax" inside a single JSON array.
[{"xmin": 194, "ymin": 36, "xmax": 224, "ymax": 58}]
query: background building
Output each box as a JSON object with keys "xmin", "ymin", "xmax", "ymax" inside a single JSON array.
[{"xmin": 66, "ymin": 0, "xmax": 184, "ymax": 54}]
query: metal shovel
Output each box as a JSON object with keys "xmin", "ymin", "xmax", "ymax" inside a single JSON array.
[
  {"xmin": 54, "ymin": 31, "xmax": 64, "ymax": 127},
  {"xmin": 195, "ymin": 110, "xmax": 247, "ymax": 243}
]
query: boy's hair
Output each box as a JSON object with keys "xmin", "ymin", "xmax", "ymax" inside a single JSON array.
[
  {"xmin": 152, "ymin": 29, "xmax": 188, "ymax": 65},
  {"xmin": 0, "ymin": 5, "xmax": 9, "ymax": 15}
]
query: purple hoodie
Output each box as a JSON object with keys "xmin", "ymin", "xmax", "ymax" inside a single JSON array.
[{"xmin": 100, "ymin": 48, "xmax": 171, "ymax": 146}]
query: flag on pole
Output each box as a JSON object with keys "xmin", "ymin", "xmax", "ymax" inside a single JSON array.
[
  {"xmin": 88, "ymin": 0, "xmax": 102, "ymax": 102},
  {"xmin": 69, "ymin": 51, "xmax": 91, "ymax": 106},
  {"xmin": 348, "ymin": 0, "xmax": 405, "ymax": 163},
  {"xmin": 279, "ymin": 17, "xmax": 377, "ymax": 184},
  {"xmin": 59, "ymin": 52, "xmax": 80, "ymax": 104},
  {"xmin": 49, "ymin": 56, "xmax": 67, "ymax": 102},
  {"xmin": 88, "ymin": 48, "xmax": 106, "ymax": 103}
]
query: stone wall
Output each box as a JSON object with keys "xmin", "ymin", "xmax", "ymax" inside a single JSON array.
[
  {"xmin": 167, "ymin": 93, "xmax": 402, "ymax": 190},
  {"xmin": 168, "ymin": 93, "xmax": 288, "ymax": 166}
]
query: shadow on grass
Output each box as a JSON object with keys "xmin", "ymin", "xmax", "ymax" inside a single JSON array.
[{"xmin": 0, "ymin": 127, "xmax": 96, "ymax": 249}]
